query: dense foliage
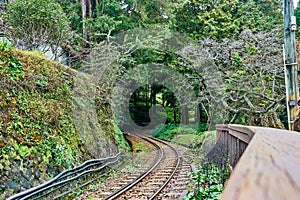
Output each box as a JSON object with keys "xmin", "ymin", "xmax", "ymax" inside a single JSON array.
[
  {"xmin": 61, "ymin": 0, "xmax": 286, "ymax": 128},
  {"xmin": 174, "ymin": 0, "xmax": 282, "ymax": 40},
  {"xmin": 184, "ymin": 163, "xmax": 230, "ymax": 200},
  {"xmin": 2, "ymin": 0, "xmax": 71, "ymax": 58}
]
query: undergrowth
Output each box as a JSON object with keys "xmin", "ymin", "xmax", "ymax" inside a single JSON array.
[
  {"xmin": 184, "ymin": 161, "xmax": 230, "ymax": 200},
  {"xmin": 151, "ymin": 123, "xmax": 207, "ymax": 141}
]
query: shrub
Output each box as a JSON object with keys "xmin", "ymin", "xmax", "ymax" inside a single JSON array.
[
  {"xmin": 151, "ymin": 124, "xmax": 178, "ymax": 141},
  {"xmin": 2, "ymin": 0, "xmax": 71, "ymax": 54},
  {"xmin": 184, "ymin": 162, "xmax": 230, "ymax": 200}
]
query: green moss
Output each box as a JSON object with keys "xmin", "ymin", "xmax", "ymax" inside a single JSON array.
[
  {"xmin": 1, "ymin": 46, "xmax": 85, "ymax": 178},
  {"xmin": 0, "ymin": 44, "xmax": 129, "ymax": 197},
  {"xmin": 113, "ymin": 122, "xmax": 130, "ymax": 151}
]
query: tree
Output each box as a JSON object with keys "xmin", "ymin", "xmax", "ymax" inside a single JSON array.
[
  {"xmin": 2, "ymin": 0, "xmax": 71, "ymax": 59},
  {"xmin": 81, "ymin": 0, "xmax": 88, "ymax": 40},
  {"xmin": 58, "ymin": 0, "xmax": 187, "ymax": 44},
  {"xmin": 52, "ymin": 0, "xmax": 189, "ymax": 64},
  {"xmin": 192, "ymin": 29, "xmax": 285, "ymax": 127},
  {"xmin": 174, "ymin": 0, "xmax": 282, "ymax": 40}
]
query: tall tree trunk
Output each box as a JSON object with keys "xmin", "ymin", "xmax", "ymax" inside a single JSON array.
[
  {"xmin": 173, "ymin": 106, "xmax": 177, "ymax": 124},
  {"xmin": 81, "ymin": 0, "xmax": 88, "ymax": 40},
  {"xmin": 87, "ymin": 0, "xmax": 92, "ymax": 18},
  {"xmin": 194, "ymin": 104, "xmax": 201, "ymax": 124},
  {"xmin": 145, "ymin": 86, "xmax": 148, "ymax": 107},
  {"xmin": 181, "ymin": 105, "xmax": 189, "ymax": 125},
  {"xmin": 172, "ymin": 93, "xmax": 177, "ymax": 123},
  {"xmin": 150, "ymin": 85, "xmax": 157, "ymax": 106},
  {"xmin": 150, "ymin": 85, "xmax": 153, "ymax": 107}
]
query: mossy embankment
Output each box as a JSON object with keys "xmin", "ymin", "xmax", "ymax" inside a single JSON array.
[{"xmin": 0, "ymin": 43, "xmax": 129, "ymax": 198}]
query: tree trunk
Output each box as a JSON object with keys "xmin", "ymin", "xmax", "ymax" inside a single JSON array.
[
  {"xmin": 194, "ymin": 104, "xmax": 201, "ymax": 124},
  {"xmin": 150, "ymin": 86, "xmax": 157, "ymax": 106},
  {"xmin": 87, "ymin": 0, "xmax": 92, "ymax": 18},
  {"xmin": 146, "ymin": 85, "xmax": 149, "ymax": 107},
  {"xmin": 181, "ymin": 104, "xmax": 189, "ymax": 125},
  {"xmin": 81, "ymin": 0, "xmax": 88, "ymax": 40},
  {"xmin": 173, "ymin": 106, "xmax": 177, "ymax": 124}
]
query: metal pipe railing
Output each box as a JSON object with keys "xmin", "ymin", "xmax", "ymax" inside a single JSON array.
[{"xmin": 7, "ymin": 152, "xmax": 121, "ymax": 200}]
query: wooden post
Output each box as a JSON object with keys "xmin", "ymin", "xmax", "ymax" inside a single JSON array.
[{"xmin": 283, "ymin": 0, "xmax": 299, "ymax": 131}]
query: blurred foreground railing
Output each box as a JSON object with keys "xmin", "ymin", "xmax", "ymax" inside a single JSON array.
[{"xmin": 216, "ymin": 124, "xmax": 300, "ymax": 200}]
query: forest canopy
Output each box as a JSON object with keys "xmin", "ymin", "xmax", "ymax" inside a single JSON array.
[{"xmin": 0, "ymin": 0, "xmax": 290, "ymax": 128}]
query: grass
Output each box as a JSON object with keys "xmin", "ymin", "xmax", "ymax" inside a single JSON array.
[
  {"xmin": 134, "ymin": 142, "xmax": 151, "ymax": 152},
  {"xmin": 151, "ymin": 123, "xmax": 212, "ymax": 146}
]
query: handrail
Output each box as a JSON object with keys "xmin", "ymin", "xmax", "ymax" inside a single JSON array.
[
  {"xmin": 217, "ymin": 125, "xmax": 300, "ymax": 200},
  {"xmin": 7, "ymin": 152, "xmax": 121, "ymax": 200}
]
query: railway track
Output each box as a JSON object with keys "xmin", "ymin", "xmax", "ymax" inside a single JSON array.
[
  {"xmin": 8, "ymin": 133, "xmax": 192, "ymax": 200},
  {"xmin": 81, "ymin": 134, "xmax": 192, "ymax": 200}
]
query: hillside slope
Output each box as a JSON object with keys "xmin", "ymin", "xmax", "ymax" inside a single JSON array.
[{"xmin": 0, "ymin": 43, "xmax": 128, "ymax": 198}]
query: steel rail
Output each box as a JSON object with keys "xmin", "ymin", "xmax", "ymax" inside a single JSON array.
[
  {"xmin": 7, "ymin": 153, "xmax": 121, "ymax": 200},
  {"xmin": 104, "ymin": 136, "xmax": 163, "ymax": 200},
  {"xmin": 104, "ymin": 135, "xmax": 181, "ymax": 200},
  {"xmin": 148, "ymin": 136, "xmax": 181, "ymax": 200}
]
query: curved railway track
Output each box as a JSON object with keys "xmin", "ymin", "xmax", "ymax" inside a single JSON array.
[
  {"xmin": 8, "ymin": 133, "xmax": 192, "ymax": 200},
  {"xmin": 82, "ymin": 134, "xmax": 192, "ymax": 200}
]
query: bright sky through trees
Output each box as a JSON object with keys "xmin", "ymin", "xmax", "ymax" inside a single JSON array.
[{"xmin": 295, "ymin": 0, "xmax": 299, "ymax": 8}]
